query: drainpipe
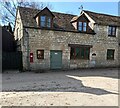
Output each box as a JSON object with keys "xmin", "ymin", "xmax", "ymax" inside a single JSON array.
[{"xmin": 24, "ymin": 28, "xmax": 30, "ymax": 70}]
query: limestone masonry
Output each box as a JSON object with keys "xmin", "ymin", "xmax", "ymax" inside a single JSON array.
[{"xmin": 14, "ymin": 7, "xmax": 120, "ymax": 70}]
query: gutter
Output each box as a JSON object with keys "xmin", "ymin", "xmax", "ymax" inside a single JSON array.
[{"xmin": 23, "ymin": 26, "xmax": 96, "ymax": 35}]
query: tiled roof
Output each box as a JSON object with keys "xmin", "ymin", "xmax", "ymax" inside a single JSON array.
[
  {"xmin": 18, "ymin": 6, "xmax": 120, "ymax": 32},
  {"xmin": 18, "ymin": 7, "xmax": 40, "ymax": 27},
  {"xmin": 18, "ymin": 6, "xmax": 76, "ymax": 31},
  {"xmin": 83, "ymin": 10, "xmax": 120, "ymax": 26}
]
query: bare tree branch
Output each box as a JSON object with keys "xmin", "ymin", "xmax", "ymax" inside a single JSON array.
[
  {"xmin": 11, "ymin": 0, "xmax": 17, "ymax": 10},
  {"xmin": 1, "ymin": 2, "xmax": 16, "ymax": 18},
  {"xmin": 0, "ymin": 1, "xmax": 53, "ymax": 28}
]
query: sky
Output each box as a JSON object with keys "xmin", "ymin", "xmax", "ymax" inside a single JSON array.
[{"xmin": 49, "ymin": 2, "xmax": 119, "ymax": 16}]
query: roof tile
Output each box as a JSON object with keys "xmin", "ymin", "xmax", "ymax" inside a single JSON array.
[{"xmin": 18, "ymin": 6, "xmax": 120, "ymax": 32}]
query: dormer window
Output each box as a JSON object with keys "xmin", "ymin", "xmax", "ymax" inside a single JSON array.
[
  {"xmin": 40, "ymin": 16, "xmax": 52, "ymax": 28},
  {"xmin": 34, "ymin": 7, "xmax": 54, "ymax": 28},
  {"xmin": 78, "ymin": 21, "xmax": 87, "ymax": 32}
]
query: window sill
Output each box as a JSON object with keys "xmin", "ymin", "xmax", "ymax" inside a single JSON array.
[
  {"xmin": 78, "ymin": 30, "xmax": 95, "ymax": 35},
  {"xmin": 108, "ymin": 35, "xmax": 116, "ymax": 37},
  {"xmin": 24, "ymin": 26, "xmax": 96, "ymax": 35},
  {"xmin": 37, "ymin": 58, "xmax": 44, "ymax": 59},
  {"xmin": 107, "ymin": 59, "xmax": 114, "ymax": 60},
  {"xmin": 70, "ymin": 59, "xmax": 89, "ymax": 60},
  {"xmin": 40, "ymin": 27, "xmax": 51, "ymax": 29},
  {"xmin": 78, "ymin": 30, "xmax": 86, "ymax": 32}
]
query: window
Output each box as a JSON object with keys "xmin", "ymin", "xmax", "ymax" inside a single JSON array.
[
  {"xmin": 40, "ymin": 16, "xmax": 51, "ymax": 28},
  {"xmin": 107, "ymin": 49, "xmax": 115, "ymax": 60},
  {"xmin": 40, "ymin": 16, "xmax": 46, "ymax": 27},
  {"xmin": 37, "ymin": 50, "xmax": 44, "ymax": 59},
  {"xmin": 83, "ymin": 22, "xmax": 87, "ymax": 31},
  {"xmin": 47, "ymin": 17, "xmax": 51, "ymax": 28},
  {"xmin": 78, "ymin": 22, "xmax": 87, "ymax": 32},
  {"xmin": 70, "ymin": 47, "xmax": 90, "ymax": 59},
  {"xmin": 78, "ymin": 22, "xmax": 82, "ymax": 31},
  {"xmin": 108, "ymin": 26, "xmax": 116, "ymax": 36}
]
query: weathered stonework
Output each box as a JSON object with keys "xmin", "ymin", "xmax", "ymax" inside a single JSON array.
[
  {"xmin": 14, "ymin": 7, "xmax": 120, "ymax": 70},
  {"xmin": 20, "ymin": 26, "xmax": 119, "ymax": 70}
]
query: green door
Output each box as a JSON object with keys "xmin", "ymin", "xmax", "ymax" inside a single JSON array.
[{"xmin": 50, "ymin": 50, "xmax": 62, "ymax": 69}]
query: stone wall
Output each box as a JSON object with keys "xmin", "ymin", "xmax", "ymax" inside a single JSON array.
[{"xmin": 21, "ymin": 24, "xmax": 119, "ymax": 70}]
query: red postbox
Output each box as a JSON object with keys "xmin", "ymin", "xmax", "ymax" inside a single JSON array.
[{"xmin": 30, "ymin": 53, "xmax": 33, "ymax": 63}]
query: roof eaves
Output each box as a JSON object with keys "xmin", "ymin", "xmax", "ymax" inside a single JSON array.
[{"xmin": 34, "ymin": 7, "xmax": 55, "ymax": 18}]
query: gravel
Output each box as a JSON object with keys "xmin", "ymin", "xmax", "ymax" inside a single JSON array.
[{"xmin": 1, "ymin": 68, "xmax": 119, "ymax": 106}]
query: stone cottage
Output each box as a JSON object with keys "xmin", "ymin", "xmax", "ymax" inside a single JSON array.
[{"xmin": 14, "ymin": 6, "xmax": 120, "ymax": 70}]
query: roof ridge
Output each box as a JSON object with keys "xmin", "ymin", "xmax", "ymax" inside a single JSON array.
[
  {"xmin": 18, "ymin": 6, "xmax": 119, "ymax": 17},
  {"xmin": 18, "ymin": 6, "xmax": 39, "ymax": 9},
  {"xmin": 52, "ymin": 11, "xmax": 77, "ymax": 16},
  {"xmin": 83, "ymin": 10, "xmax": 120, "ymax": 18},
  {"xmin": 18, "ymin": 6, "xmax": 77, "ymax": 16}
]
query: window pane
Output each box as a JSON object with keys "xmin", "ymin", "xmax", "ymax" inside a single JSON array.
[
  {"xmin": 41, "ymin": 22, "xmax": 45, "ymax": 27},
  {"xmin": 112, "ymin": 31, "xmax": 115, "ymax": 36},
  {"xmin": 70, "ymin": 47, "xmax": 74, "ymax": 59},
  {"xmin": 108, "ymin": 26, "xmax": 112, "ymax": 35},
  {"xmin": 112, "ymin": 27, "xmax": 116, "ymax": 36},
  {"xmin": 47, "ymin": 18, "xmax": 51, "ymax": 28},
  {"xmin": 79, "ymin": 22, "xmax": 82, "ymax": 27},
  {"xmin": 78, "ymin": 22, "xmax": 82, "ymax": 31},
  {"xmin": 40, "ymin": 16, "xmax": 46, "ymax": 27},
  {"xmin": 113, "ymin": 27, "xmax": 115, "ymax": 32},
  {"xmin": 41, "ymin": 16, "xmax": 45, "ymax": 21},
  {"xmin": 83, "ymin": 22, "xmax": 87, "ymax": 27},
  {"xmin": 83, "ymin": 27, "xmax": 86, "ymax": 31},
  {"xmin": 47, "ymin": 22, "xmax": 51, "ymax": 28},
  {"xmin": 85, "ymin": 48, "xmax": 89, "ymax": 59},
  {"xmin": 75, "ymin": 48, "xmax": 80, "ymax": 59},
  {"xmin": 78, "ymin": 26, "xmax": 82, "ymax": 31},
  {"xmin": 48, "ymin": 18, "xmax": 51, "ymax": 22},
  {"xmin": 83, "ymin": 22, "xmax": 87, "ymax": 31},
  {"xmin": 81, "ymin": 47, "xmax": 84, "ymax": 59}
]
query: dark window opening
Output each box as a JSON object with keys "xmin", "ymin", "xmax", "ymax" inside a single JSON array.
[
  {"xmin": 70, "ymin": 47, "xmax": 90, "ymax": 60},
  {"xmin": 107, "ymin": 49, "xmax": 115, "ymax": 60},
  {"xmin": 108, "ymin": 26, "xmax": 116, "ymax": 36},
  {"xmin": 37, "ymin": 50, "xmax": 44, "ymax": 59}
]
